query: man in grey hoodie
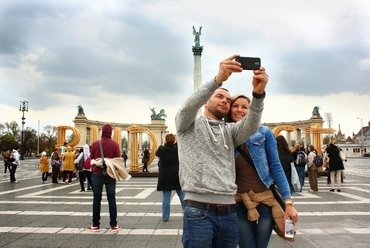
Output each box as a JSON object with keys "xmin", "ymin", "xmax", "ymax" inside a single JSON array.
[{"xmin": 175, "ymin": 54, "xmax": 269, "ymax": 248}]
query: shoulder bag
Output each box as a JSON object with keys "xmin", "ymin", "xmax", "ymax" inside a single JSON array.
[
  {"xmin": 236, "ymin": 146, "xmax": 285, "ymax": 211},
  {"xmin": 51, "ymin": 153, "xmax": 61, "ymax": 167},
  {"xmin": 75, "ymin": 154, "xmax": 84, "ymax": 171},
  {"xmin": 338, "ymin": 146, "xmax": 347, "ymax": 161},
  {"xmin": 290, "ymin": 161, "xmax": 301, "ymax": 192},
  {"xmin": 99, "ymin": 140, "xmax": 108, "ymax": 176}
]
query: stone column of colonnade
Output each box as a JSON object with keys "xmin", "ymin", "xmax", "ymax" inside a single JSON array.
[
  {"xmin": 295, "ymin": 129, "xmax": 302, "ymax": 145},
  {"xmin": 139, "ymin": 132, "xmax": 143, "ymax": 156},
  {"xmin": 304, "ymin": 133, "xmax": 311, "ymax": 151},
  {"xmin": 73, "ymin": 115, "xmax": 167, "ymax": 160},
  {"xmin": 286, "ymin": 132, "xmax": 292, "ymax": 146},
  {"xmin": 150, "ymin": 119, "xmax": 167, "ymax": 151},
  {"xmin": 57, "ymin": 129, "xmax": 66, "ymax": 147},
  {"xmin": 89, "ymin": 125, "xmax": 99, "ymax": 146},
  {"xmin": 113, "ymin": 127, "xmax": 122, "ymax": 151}
]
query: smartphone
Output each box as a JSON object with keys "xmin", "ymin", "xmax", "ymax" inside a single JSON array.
[
  {"xmin": 284, "ymin": 218, "xmax": 294, "ymax": 238},
  {"xmin": 235, "ymin": 56, "xmax": 261, "ymax": 70}
]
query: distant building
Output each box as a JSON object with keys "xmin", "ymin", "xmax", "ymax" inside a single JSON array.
[
  {"xmin": 321, "ymin": 122, "xmax": 370, "ymax": 157},
  {"xmin": 333, "ymin": 124, "xmax": 346, "ymax": 144},
  {"xmin": 336, "ymin": 120, "xmax": 370, "ymax": 157}
]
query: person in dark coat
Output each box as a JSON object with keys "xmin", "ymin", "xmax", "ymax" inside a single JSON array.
[
  {"xmin": 326, "ymin": 142, "xmax": 345, "ymax": 192},
  {"xmin": 142, "ymin": 147, "xmax": 150, "ymax": 172},
  {"xmin": 155, "ymin": 133, "xmax": 185, "ymax": 221},
  {"xmin": 276, "ymin": 135, "xmax": 294, "ymax": 194}
]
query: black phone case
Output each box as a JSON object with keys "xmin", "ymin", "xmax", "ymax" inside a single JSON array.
[{"xmin": 236, "ymin": 57, "xmax": 261, "ymax": 70}]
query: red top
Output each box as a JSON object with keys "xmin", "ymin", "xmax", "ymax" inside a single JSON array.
[{"xmin": 90, "ymin": 124, "xmax": 121, "ymax": 174}]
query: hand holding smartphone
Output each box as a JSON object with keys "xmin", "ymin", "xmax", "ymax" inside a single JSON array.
[
  {"xmin": 235, "ymin": 56, "xmax": 261, "ymax": 70},
  {"xmin": 284, "ymin": 218, "xmax": 294, "ymax": 238}
]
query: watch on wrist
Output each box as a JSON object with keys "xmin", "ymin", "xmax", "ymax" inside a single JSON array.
[
  {"xmin": 284, "ymin": 199, "xmax": 294, "ymax": 206},
  {"xmin": 252, "ymin": 91, "xmax": 266, "ymax": 99}
]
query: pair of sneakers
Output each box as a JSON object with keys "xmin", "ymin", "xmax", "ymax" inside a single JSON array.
[{"xmin": 86, "ymin": 225, "xmax": 121, "ymax": 232}]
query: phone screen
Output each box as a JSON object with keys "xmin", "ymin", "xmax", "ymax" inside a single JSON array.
[{"xmin": 284, "ymin": 219, "xmax": 294, "ymax": 238}]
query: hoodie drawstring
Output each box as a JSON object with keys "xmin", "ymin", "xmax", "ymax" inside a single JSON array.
[{"xmin": 205, "ymin": 118, "xmax": 229, "ymax": 150}]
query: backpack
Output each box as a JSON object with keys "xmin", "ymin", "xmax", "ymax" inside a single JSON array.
[
  {"xmin": 84, "ymin": 157, "xmax": 92, "ymax": 170},
  {"xmin": 8, "ymin": 152, "xmax": 15, "ymax": 163},
  {"xmin": 315, "ymin": 153, "xmax": 323, "ymax": 167},
  {"xmin": 296, "ymin": 151, "xmax": 307, "ymax": 166}
]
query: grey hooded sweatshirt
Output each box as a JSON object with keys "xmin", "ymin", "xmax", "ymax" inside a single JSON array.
[{"xmin": 175, "ymin": 78, "xmax": 264, "ymax": 204}]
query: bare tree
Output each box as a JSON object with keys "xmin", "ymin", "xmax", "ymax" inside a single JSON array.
[
  {"xmin": 0, "ymin": 123, "xmax": 5, "ymax": 135},
  {"xmin": 43, "ymin": 125, "xmax": 57, "ymax": 154},
  {"xmin": 23, "ymin": 127, "xmax": 37, "ymax": 156},
  {"xmin": 4, "ymin": 121, "xmax": 20, "ymax": 140}
]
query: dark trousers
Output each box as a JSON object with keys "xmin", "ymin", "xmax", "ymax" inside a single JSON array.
[
  {"xmin": 63, "ymin": 170, "xmax": 73, "ymax": 183},
  {"xmin": 4, "ymin": 162, "xmax": 11, "ymax": 174},
  {"xmin": 79, "ymin": 170, "xmax": 92, "ymax": 191},
  {"xmin": 92, "ymin": 173, "xmax": 117, "ymax": 227},
  {"xmin": 52, "ymin": 166, "xmax": 60, "ymax": 183},
  {"xmin": 10, "ymin": 163, "xmax": 17, "ymax": 182},
  {"xmin": 42, "ymin": 172, "xmax": 48, "ymax": 182},
  {"xmin": 142, "ymin": 163, "xmax": 148, "ymax": 172}
]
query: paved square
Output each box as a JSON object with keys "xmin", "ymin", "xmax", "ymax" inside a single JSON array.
[{"xmin": 1, "ymin": 158, "xmax": 370, "ymax": 247}]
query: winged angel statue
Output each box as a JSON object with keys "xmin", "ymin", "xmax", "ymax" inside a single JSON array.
[{"xmin": 193, "ymin": 26, "xmax": 202, "ymax": 47}]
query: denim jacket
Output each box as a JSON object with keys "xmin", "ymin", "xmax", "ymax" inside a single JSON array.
[{"xmin": 236, "ymin": 126, "xmax": 291, "ymax": 200}]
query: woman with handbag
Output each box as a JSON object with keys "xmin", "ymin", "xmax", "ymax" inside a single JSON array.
[
  {"xmin": 74, "ymin": 145, "xmax": 93, "ymax": 192},
  {"xmin": 226, "ymin": 94, "xmax": 298, "ymax": 248},
  {"xmin": 51, "ymin": 148, "xmax": 61, "ymax": 184},
  {"xmin": 326, "ymin": 142, "xmax": 345, "ymax": 192}
]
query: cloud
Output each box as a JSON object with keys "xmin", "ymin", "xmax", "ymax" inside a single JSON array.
[{"xmin": 1, "ymin": 0, "xmax": 369, "ymax": 141}]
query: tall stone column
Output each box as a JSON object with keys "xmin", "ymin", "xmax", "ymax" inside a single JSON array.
[{"xmin": 193, "ymin": 26, "xmax": 203, "ymax": 116}]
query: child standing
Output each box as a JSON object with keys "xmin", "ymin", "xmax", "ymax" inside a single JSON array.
[{"xmin": 40, "ymin": 151, "xmax": 49, "ymax": 183}]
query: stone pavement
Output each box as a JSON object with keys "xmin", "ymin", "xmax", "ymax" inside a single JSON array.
[{"xmin": 1, "ymin": 158, "xmax": 370, "ymax": 247}]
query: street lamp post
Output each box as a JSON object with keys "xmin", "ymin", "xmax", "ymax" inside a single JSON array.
[
  {"xmin": 19, "ymin": 101, "xmax": 28, "ymax": 160},
  {"xmin": 37, "ymin": 120, "xmax": 40, "ymax": 155},
  {"xmin": 357, "ymin": 117, "xmax": 364, "ymax": 157}
]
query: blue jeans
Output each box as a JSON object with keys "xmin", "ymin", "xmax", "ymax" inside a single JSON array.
[
  {"xmin": 10, "ymin": 163, "xmax": 17, "ymax": 182},
  {"xmin": 182, "ymin": 205, "xmax": 239, "ymax": 248},
  {"xmin": 237, "ymin": 202, "xmax": 274, "ymax": 248},
  {"xmin": 295, "ymin": 166, "xmax": 305, "ymax": 192},
  {"xmin": 92, "ymin": 173, "xmax": 117, "ymax": 227},
  {"xmin": 162, "ymin": 190, "xmax": 185, "ymax": 220}
]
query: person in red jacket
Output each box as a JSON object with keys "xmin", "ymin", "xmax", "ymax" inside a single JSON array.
[{"xmin": 86, "ymin": 124, "xmax": 121, "ymax": 232}]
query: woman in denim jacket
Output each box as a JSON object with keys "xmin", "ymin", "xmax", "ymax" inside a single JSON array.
[{"xmin": 226, "ymin": 94, "xmax": 298, "ymax": 248}]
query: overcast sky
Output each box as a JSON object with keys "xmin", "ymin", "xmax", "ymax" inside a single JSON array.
[{"xmin": 1, "ymin": 0, "xmax": 370, "ymax": 139}]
